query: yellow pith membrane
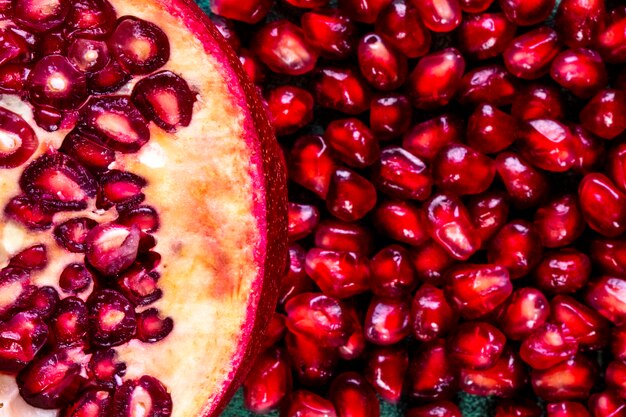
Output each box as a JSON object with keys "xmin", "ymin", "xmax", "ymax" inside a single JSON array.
[{"xmin": 0, "ymin": 0, "xmax": 274, "ymax": 415}]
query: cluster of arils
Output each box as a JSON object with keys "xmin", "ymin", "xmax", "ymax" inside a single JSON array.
[
  {"xmin": 0, "ymin": 0, "xmax": 197, "ymax": 416},
  {"xmin": 210, "ymin": 0, "xmax": 626, "ymax": 415}
]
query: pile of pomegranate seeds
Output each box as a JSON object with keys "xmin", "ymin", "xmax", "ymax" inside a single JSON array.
[
  {"xmin": 211, "ymin": 0, "xmax": 626, "ymax": 415},
  {"xmin": 0, "ymin": 0, "xmax": 197, "ymax": 415}
]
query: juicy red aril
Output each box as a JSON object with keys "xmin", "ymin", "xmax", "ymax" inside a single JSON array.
[
  {"xmin": 512, "ymin": 83, "xmax": 566, "ymax": 121},
  {"xmin": 403, "ymin": 113, "xmax": 463, "ymax": 161},
  {"xmin": 411, "ymin": 283, "xmax": 458, "ymax": 342},
  {"xmin": 546, "ymin": 402, "xmax": 591, "ymax": 417},
  {"xmin": 373, "ymin": 200, "xmax": 429, "ymax": 246},
  {"xmin": 459, "ymin": 348, "xmax": 527, "ymax": 397},
  {"xmin": 24, "ymin": 286, "xmax": 59, "ymax": 320},
  {"xmin": 586, "ymin": 276, "xmax": 626, "ymax": 325},
  {"xmin": 613, "ymin": 325, "xmax": 626, "ymax": 362},
  {"xmin": 370, "ymin": 245, "xmax": 417, "ymax": 297},
  {"xmin": 339, "ymin": 304, "xmax": 366, "ymax": 360},
  {"xmin": 551, "ymin": 295, "xmax": 609, "ymax": 350},
  {"xmin": 59, "ymin": 263, "xmax": 93, "ymax": 294},
  {"xmin": 608, "ymin": 142, "xmax": 626, "ymax": 193},
  {"xmin": 375, "ymin": 0, "xmax": 431, "ymax": 58},
  {"xmin": 497, "ymin": 287, "xmax": 550, "ymax": 341},
  {"xmin": 407, "ymin": 339, "xmax": 457, "ymax": 401},
  {"xmin": 588, "ymin": 391, "xmax": 626, "ymax": 417},
  {"xmin": 50, "ymin": 297, "xmax": 88, "ymax": 346},
  {"xmin": 0, "ymin": 312, "xmax": 48, "ymax": 372},
  {"xmin": 300, "ymin": 10, "xmax": 357, "ymax": 60},
  {"xmin": 285, "ymin": 292, "xmax": 350, "ymax": 347},
  {"xmin": 330, "ymin": 372, "xmax": 379, "ymax": 417},
  {"xmin": 411, "ymin": 242, "xmax": 454, "ymax": 284},
  {"xmin": 27, "ymin": 55, "xmax": 87, "ymax": 110},
  {"xmin": 606, "ymin": 361, "xmax": 626, "ymax": 398},
  {"xmin": 364, "ymin": 295, "xmax": 411, "ymax": 345},
  {"xmin": 253, "ymin": 20, "xmax": 318, "ymax": 76},
  {"xmin": 54, "ymin": 217, "xmax": 97, "ymax": 253},
  {"xmin": 550, "ymin": 48, "xmax": 608, "ymax": 98},
  {"xmin": 498, "ymin": 0, "xmax": 555, "ymax": 25},
  {"xmin": 60, "ymin": 129, "xmax": 116, "ymax": 172},
  {"xmin": 97, "ymin": 170, "xmax": 146, "ymax": 210},
  {"xmin": 408, "ymin": 48, "xmax": 465, "ymax": 109},
  {"xmin": 406, "ymin": 401, "xmax": 462, "ymax": 417},
  {"xmin": 285, "ymin": 332, "xmax": 337, "ymax": 386},
  {"xmin": 422, "ymin": 193, "xmax": 480, "ymax": 260},
  {"xmin": 285, "ymin": 0, "xmax": 328, "ymax": 9},
  {"xmin": 88, "ymin": 349, "xmax": 126, "ymax": 389},
  {"xmin": 14, "ymin": 0, "xmax": 69, "ymax": 32},
  {"xmin": 67, "ymin": 38, "xmax": 109, "ymax": 73},
  {"xmin": 0, "ymin": 106, "xmax": 35, "ymax": 169},
  {"xmin": 20, "ymin": 152, "xmax": 96, "ymax": 211},
  {"xmin": 9, "ymin": 244, "xmax": 47, "ymax": 270},
  {"xmin": 262, "ymin": 313, "xmax": 286, "ymax": 350},
  {"xmin": 432, "ymin": 143, "xmax": 495, "ymax": 195},
  {"xmin": 579, "ymin": 173, "xmax": 626, "ymax": 237},
  {"xmin": 289, "ymin": 135, "xmax": 335, "ymax": 198},
  {"xmin": 0, "ymin": 64, "xmax": 31, "ymax": 94},
  {"xmin": 87, "ymin": 60, "xmax": 131, "ymax": 94},
  {"xmin": 413, "ymin": 0, "xmax": 462, "ymax": 32},
  {"xmin": 17, "ymin": 347, "xmax": 88, "ymax": 409},
  {"xmin": 364, "ymin": 345, "xmax": 408, "ymax": 403},
  {"xmin": 283, "ymin": 390, "xmax": 337, "ymax": 417},
  {"xmin": 0, "ymin": 29, "xmax": 28, "ymax": 66},
  {"xmin": 210, "ymin": 15, "xmax": 241, "ymax": 52},
  {"xmin": 495, "ymin": 400, "xmax": 542, "ymax": 417},
  {"xmin": 448, "ymin": 322, "xmax": 506, "ymax": 370},
  {"xmin": 520, "ymin": 323, "xmax": 579, "ymax": 370},
  {"xmin": 314, "ymin": 66, "xmax": 372, "ymax": 115},
  {"xmin": 570, "ymin": 124, "xmax": 604, "ymax": 173},
  {"xmin": 457, "ymin": 64, "xmax": 519, "ymax": 107},
  {"xmin": 488, "ymin": 220, "xmax": 543, "ymax": 279},
  {"xmin": 458, "ymin": 13, "xmax": 517, "ymax": 61},
  {"xmin": 466, "ymin": 103, "xmax": 517, "ymax": 154},
  {"xmin": 109, "ymin": 17, "xmax": 169, "ymax": 75},
  {"xmin": 40, "ymin": 31, "xmax": 67, "ymax": 57},
  {"xmin": 288, "ymin": 202, "xmax": 319, "ymax": 242},
  {"xmin": 534, "ymin": 194, "xmax": 585, "ymax": 248},
  {"xmin": 314, "ymin": 220, "xmax": 373, "ymax": 255},
  {"xmin": 518, "ymin": 119, "xmax": 575, "ymax": 172},
  {"xmin": 243, "ymin": 347, "xmax": 291, "ymax": 414},
  {"xmin": 87, "ymin": 289, "xmax": 137, "ymax": 347},
  {"xmin": 369, "ymin": 93, "xmax": 412, "ymax": 140},
  {"xmin": 467, "ymin": 190, "xmax": 510, "ymax": 244},
  {"xmin": 555, "ymin": 0, "xmax": 605, "ymax": 48},
  {"xmin": 373, "ymin": 146, "xmax": 431, "ymax": 200},
  {"xmin": 211, "ymin": 0, "xmax": 271, "ymax": 23},
  {"xmin": 113, "ymin": 376, "xmax": 172, "ymax": 417},
  {"xmin": 33, "ymin": 106, "xmax": 63, "ymax": 132},
  {"xmin": 118, "ymin": 206, "xmax": 160, "ymax": 233},
  {"xmin": 591, "ymin": 237, "xmax": 626, "ymax": 277},
  {"xmin": 325, "ymin": 118, "xmax": 380, "ymax": 168},
  {"xmin": 326, "ymin": 168, "xmax": 377, "ymax": 221},
  {"xmin": 79, "ymin": 96, "xmax": 150, "ymax": 153},
  {"xmin": 131, "ymin": 70, "xmax": 195, "ymax": 132},
  {"xmin": 357, "ymin": 33, "xmax": 407, "ymax": 91},
  {"xmin": 59, "ymin": 390, "xmax": 112, "ymax": 417},
  {"xmin": 266, "ymin": 86, "xmax": 313, "ymax": 136},
  {"xmin": 136, "ymin": 308, "xmax": 173, "ymax": 343},
  {"xmin": 115, "ymin": 265, "xmax": 162, "ymax": 306},
  {"xmin": 0, "ymin": 267, "xmax": 33, "ymax": 320},
  {"xmin": 338, "ymin": 0, "xmax": 391, "ymax": 23},
  {"xmin": 65, "ymin": 0, "xmax": 116, "ymax": 38},
  {"xmin": 445, "ymin": 263, "xmax": 512, "ymax": 319},
  {"xmin": 495, "ymin": 151, "xmax": 549, "ymax": 208},
  {"xmin": 531, "ymin": 354, "xmax": 596, "ymax": 401},
  {"xmin": 595, "ymin": 7, "xmax": 626, "ymax": 63},
  {"xmin": 459, "ymin": 0, "xmax": 493, "ymax": 12},
  {"xmin": 504, "ymin": 27, "xmax": 561, "ymax": 80},
  {"xmin": 279, "ymin": 244, "xmax": 314, "ymax": 305},
  {"xmin": 580, "ymin": 89, "xmax": 626, "ymax": 140},
  {"xmin": 86, "ymin": 223, "xmax": 140, "ymax": 276},
  {"xmin": 305, "ymin": 248, "xmax": 370, "ymax": 299},
  {"xmin": 534, "ymin": 249, "xmax": 590, "ymax": 294}
]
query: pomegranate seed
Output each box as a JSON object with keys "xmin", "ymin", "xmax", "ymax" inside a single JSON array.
[
  {"xmin": 253, "ymin": 20, "xmax": 318, "ymax": 76},
  {"xmin": 135, "ymin": 308, "xmax": 173, "ymax": 343},
  {"xmin": 445, "ymin": 263, "xmax": 513, "ymax": 319},
  {"xmin": 97, "ymin": 170, "xmax": 146, "ymax": 211},
  {"xmin": 458, "ymin": 13, "xmax": 517, "ymax": 60},
  {"xmin": 267, "ymin": 86, "xmax": 314, "ymax": 136},
  {"xmin": 59, "ymin": 263, "xmax": 93, "ymax": 295},
  {"xmin": 238, "ymin": 49, "xmax": 266, "ymax": 84},
  {"xmin": 87, "ymin": 60, "xmax": 130, "ymax": 95},
  {"xmin": 288, "ymin": 202, "xmax": 320, "ymax": 242},
  {"xmin": 50, "ymin": 297, "xmax": 88, "ymax": 347},
  {"xmin": 497, "ymin": 287, "xmax": 550, "ymax": 340},
  {"xmin": 518, "ymin": 119, "xmax": 576, "ymax": 172},
  {"xmin": 286, "ymin": 332, "xmax": 338, "ymax": 386},
  {"xmin": 60, "ymin": 390, "xmax": 112, "ymax": 417},
  {"xmin": 457, "ymin": 64, "xmax": 519, "ymax": 107},
  {"xmin": 407, "ymin": 339, "xmax": 457, "ymax": 401},
  {"xmin": 373, "ymin": 200, "xmax": 429, "ymax": 246},
  {"xmin": 314, "ymin": 66, "xmax": 372, "ymax": 114},
  {"xmin": 579, "ymin": 173, "xmax": 626, "ymax": 237},
  {"xmin": 314, "ymin": 220, "xmax": 373, "ymax": 255},
  {"xmin": 413, "ymin": 0, "xmax": 462, "ymax": 32},
  {"xmin": 357, "ymin": 33, "xmax": 407, "ymax": 91},
  {"xmin": 448, "ymin": 322, "xmax": 506, "ymax": 370},
  {"xmin": 329, "ymin": 372, "xmax": 379, "ymax": 417},
  {"xmin": 409, "ymin": 240, "xmax": 457, "ymax": 286},
  {"xmin": 305, "ymin": 248, "xmax": 370, "ymax": 299},
  {"xmin": 87, "ymin": 290, "xmax": 136, "ymax": 347},
  {"xmin": 0, "ymin": 64, "xmax": 31, "ymax": 95},
  {"xmin": 338, "ymin": 303, "xmax": 366, "ymax": 360},
  {"xmin": 118, "ymin": 205, "xmax": 160, "ymax": 233},
  {"xmin": 495, "ymin": 400, "xmax": 542, "ymax": 417},
  {"xmin": 285, "ymin": 292, "xmax": 350, "ymax": 347},
  {"xmin": 591, "ymin": 237, "xmax": 626, "ymax": 277},
  {"xmin": 531, "ymin": 354, "xmax": 596, "ymax": 401},
  {"xmin": 504, "ymin": 27, "xmax": 561, "ymax": 80},
  {"xmin": 4, "ymin": 196, "xmax": 53, "ymax": 230},
  {"xmin": 570, "ymin": 124, "xmax": 604, "ymax": 173},
  {"xmin": 325, "ymin": 118, "xmax": 380, "ymax": 167},
  {"xmin": 488, "ymin": 220, "xmax": 543, "ymax": 279},
  {"xmin": 370, "ymin": 245, "xmax": 417, "ymax": 298},
  {"xmin": 14, "ymin": 0, "xmax": 69, "ymax": 32},
  {"xmin": 422, "ymin": 193, "xmax": 481, "ymax": 260},
  {"xmin": 301, "ymin": 9, "xmax": 357, "ymax": 60},
  {"xmin": 9, "ymin": 244, "xmax": 47, "ymax": 270},
  {"xmin": 586, "ymin": 276, "xmax": 626, "ymax": 325},
  {"xmin": 0, "ymin": 312, "xmax": 48, "ymax": 372},
  {"xmin": 534, "ymin": 194, "xmax": 585, "ymax": 248},
  {"xmin": 534, "ymin": 249, "xmax": 590, "ymax": 294},
  {"xmin": 595, "ymin": 7, "xmax": 626, "ymax": 63},
  {"xmin": 551, "ymin": 295, "xmax": 610, "ymax": 350},
  {"xmin": 555, "ymin": 0, "xmax": 605, "ymax": 48},
  {"xmin": 520, "ymin": 323, "xmax": 579, "ymax": 370},
  {"xmin": 432, "ymin": 143, "xmax": 495, "ymax": 195},
  {"xmin": 613, "ymin": 325, "xmax": 626, "ymax": 362},
  {"xmin": 369, "ymin": 94, "xmax": 412, "ymax": 140},
  {"xmin": 339, "ymin": 0, "xmax": 393, "ymax": 23},
  {"xmin": 547, "ymin": 402, "xmax": 591, "ymax": 417},
  {"xmin": 364, "ymin": 345, "xmax": 408, "ymax": 403},
  {"xmin": 326, "ymin": 168, "xmax": 377, "ymax": 221},
  {"xmin": 512, "ymin": 83, "xmax": 566, "ymax": 121},
  {"xmin": 550, "ymin": 48, "xmax": 608, "ymax": 98},
  {"xmin": 0, "ymin": 267, "xmax": 34, "ymax": 321},
  {"xmin": 467, "ymin": 190, "xmax": 510, "ymax": 244},
  {"xmin": 459, "ymin": 348, "xmax": 527, "ymax": 397},
  {"xmin": 60, "ymin": 129, "xmax": 116, "ymax": 172},
  {"xmin": 109, "ymin": 17, "xmax": 169, "ymax": 75},
  {"xmin": 210, "ymin": 15, "xmax": 241, "ymax": 52},
  {"xmin": 589, "ymin": 391, "xmax": 626, "ymax": 417},
  {"xmin": 67, "ymin": 38, "xmax": 109, "ymax": 73},
  {"xmin": 285, "ymin": 0, "xmax": 328, "ymax": 8},
  {"xmin": 210, "ymin": 0, "xmax": 271, "ymax": 23},
  {"xmin": 498, "ymin": 0, "xmax": 556, "ymax": 25},
  {"xmin": 283, "ymin": 390, "xmax": 337, "ymax": 417},
  {"xmin": 403, "ymin": 113, "xmax": 463, "ymax": 161},
  {"xmin": 112, "ymin": 376, "xmax": 172, "ymax": 417},
  {"xmin": 406, "ymin": 401, "xmax": 462, "ymax": 417},
  {"xmin": 27, "ymin": 55, "xmax": 87, "ymax": 110},
  {"xmin": 495, "ymin": 151, "xmax": 549, "ymax": 208},
  {"xmin": 65, "ymin": 0, "xmax": 117, "ymax": 39},
  {"xmin": 411, "ymin": 283, "xmax": 458, "ymax": 342},
  {"xmin": 375, "ymin": 0, "xmax": 431, "ymax": 58},
  {"xmin": 263, "ymin": 313, "xmax": 287, "ymax": 350},
  {"xmin": 374, "ymin": 147, "xmax": 431, "ymax": 201},
  {"xmin": 408, "ymin": 48, "xmax": 465, "ymax": 109},
  {"xmin": 243, "ymin": 347, "xmax": 291, "ymax": 414},
  {"xmin": 364, "ymin": 295, "xmax": 411, "ymax": 345},
  {"xmin": 86, "ymin": 223, "xmax": 140, "ymax": 276},
  {"xmin": 467, "ymin": 103, "xmax": 517, "ymax": 154},
  {"xmin": 289, "ymin": 135, "xmax": 336, "ymax": 198},
  {"xmin": 580, "ymin": 89, "xmax": 626, "ymax": 139},
  {"xmin": 24, "ymin": 286, "xmax": 59, "ymax": 320},
  {"xmin": 606, "ymin": 361, "xmax": 626, "ymax": 399},
  {"xmin": 114, "ymin": 264, "xmax": 162, "ymax": 307}
]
